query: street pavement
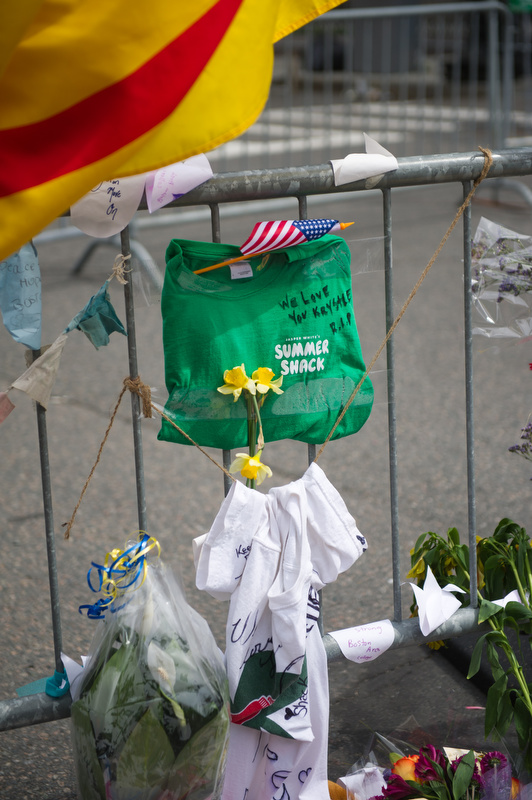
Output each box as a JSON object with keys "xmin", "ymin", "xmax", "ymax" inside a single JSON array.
[{"xmin": 1, "ymin": 175, "xmax": 532, "ymax": 798}]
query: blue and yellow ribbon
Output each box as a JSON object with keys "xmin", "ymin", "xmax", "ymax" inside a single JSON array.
[{"xmin": 79, "ymin": 532, "xmax": 160, "ymax": 619}]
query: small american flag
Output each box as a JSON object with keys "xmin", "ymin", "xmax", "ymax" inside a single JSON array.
[{"xmin": 239, "ymin": 218, "xmax": 346, "ymax": 257}]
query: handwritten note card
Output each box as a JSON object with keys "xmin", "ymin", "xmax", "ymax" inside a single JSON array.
[
  {"xmin": 329, "ymin": 619, "xmax": 394, "ymax": 663},
  {"xmin": 145, "ymin": 154, "xmax": 213, "ymax": 213},
  {"xmin": 0, "ymin": 242, "xmax": 42, "ymax": 350},
  {"xmin": 70, "ymin": 174, "xmax": 146, "ymax": 237}
]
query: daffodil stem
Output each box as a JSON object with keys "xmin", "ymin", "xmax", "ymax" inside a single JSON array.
[
  {"xmin": 246, "ymin": 394, "xmax": 256, "ymax": 490},
  {"xmin": 252, "ymin": 394, "xmax": 265, "ymax": 452}
]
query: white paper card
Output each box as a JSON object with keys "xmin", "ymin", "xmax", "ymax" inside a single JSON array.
[
  {"xmin": 70, "ymin": 174, "xmax": 147, "ymax": 237},
  {"xmin": 339, "ymin": 763, "xmax": 387, "ymax": 800},
  {"xmin": 329, "ymin": 619, "xmax": 395, "ymax": 663},
  {"xmin": 330, "ymin": 133, "xmax": 398, "ymax": 186},
  {"xmin": 145, "ymin": 154, "xmax": 213, "ymax": 213}
]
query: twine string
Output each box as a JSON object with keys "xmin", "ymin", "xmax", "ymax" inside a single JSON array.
[
  {"xmin": 63, "ymin": 378, "xmax": 235, "ymax": 538},
  {"xmin": 110, "ymin": 253, "xmax": 131, "ymax": 285},
  {"xmin": 314, "ymin": 147, "xmax": 493, "ymax": 462},
  {"xmin": 64, "ymin": 147, "xmax": 493, "ymax": 535}
]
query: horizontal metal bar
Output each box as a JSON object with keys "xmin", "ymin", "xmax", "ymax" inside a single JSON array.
[
  {"xmin": 322, "ymin": 607, "xmax": 484, "ymax": 663},
  {"xmin": 320, "ymin": 1, "xmax": 510, "ymax": 20},
  {"xmin": 0, "ymin": 692, "xmax": 71, "ymax": 731},
  {"xmin": 0, "ymin": 608, "xmax": 484, "ymax": 730},
  {"xmin": 140, "ymin": 148, "xmax": 532, "ymax": 210}
]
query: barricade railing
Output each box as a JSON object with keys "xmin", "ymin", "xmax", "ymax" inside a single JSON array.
[
  {"xmin": 36, "ymin": 1, "xmax": 531, "ymax": 262},
  {"xmin": 209, "ymin": 1, "xmax": 524, "ymax": 171},
  {"xmin": 2, "ymin": 146, "xmax": 532, "ymax": 735}
]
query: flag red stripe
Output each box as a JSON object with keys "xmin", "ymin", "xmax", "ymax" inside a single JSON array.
[{"xmin": 0, "ymin": 0, "xmax": 244, "ymax": 198}]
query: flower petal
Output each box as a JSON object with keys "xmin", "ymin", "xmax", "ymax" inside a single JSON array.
[{"xmin": 229, "ymin": 454, "xmax": 250, "ymax": 473}]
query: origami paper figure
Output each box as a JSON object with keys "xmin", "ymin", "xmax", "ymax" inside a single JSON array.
[
  {"xmin": 64, "ymin": 280, "xmax": 126, "ymax": 349},
  {"xmin": 10, "ymin": 332, "xmax": 68, "ymax": 408},
  {"xmin": 408, "ymin": 564, "xmax": 466, "ymax": 636}
]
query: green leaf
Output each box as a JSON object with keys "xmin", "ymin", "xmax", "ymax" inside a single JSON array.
[
  {"xmin": 496, "ymin": 688, "xmax": 514, "ymax": 738},
  {"xmin": 468, "ymin": 633, "xmax": 490, "ymax": 678},
  {"xmin": 485, "ymin": 674, "xmax": 509, "ymax": 737},
  {"xmin": 71, "ymin": 700, "xmax": 107, "ymax": 800},
  {"xmin": 87, "ymin": 641, "xmax": 146, "ymax": 751},
  {"xmin": 413, "ymin": 532, "xmax": 430, "ymax": 554},
  {"xmin": 513, "ymin": 696, "xmax": 532, "ymax": 751},
  {"xmin": 485, "ymin": 639, "xmax": 505, "ymax": 681},
  {"xmin": 425, "ymin": 779, "xmax": 449, "ymax": 800},
  {"xmin": 478, "ymin": 598, "xmax": 503, "ymax": 624},
  {"xmin": 452, "ymin": 750, "xmax": 476, "ymax": 800},
  {"xmin": 448, "ymin": 528, "xmax": 461, "ymax": 546},
  {"xmin": 116, "ymin": 706, "xmax": 175, "ymax": 793},
  {"xmin": 453, "ymin": 546, "xmax": 470, "ymax": 574},
  {"xmin": 166, "ymin": 705, "xmax": 229, "ymax": 800},
  {"xmin": 505, "ymin": 601, "xmax": 532, "ymax": 621}
]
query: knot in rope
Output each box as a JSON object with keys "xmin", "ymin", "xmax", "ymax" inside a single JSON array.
[
  {"xmin": 111, "ymin": 253, "xmax": 131, "ymax": 285},
  {"xmin": 125, "ymin": 376, "xmax": 152, "ymax": 418}
]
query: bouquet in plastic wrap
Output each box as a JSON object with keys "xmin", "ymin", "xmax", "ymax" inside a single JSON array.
[
  {"xmin": 471, "ymin": 217, "xmax": 532, "ymax": 340},
  {"xmin": 71, "ymin": 533, "xmax": 230, "ymax": 800}
]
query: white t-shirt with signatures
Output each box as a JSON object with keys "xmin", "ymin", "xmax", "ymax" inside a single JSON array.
[{"xmin": 194, "ymin": 462, "xmax": 367, "ymax": 800}]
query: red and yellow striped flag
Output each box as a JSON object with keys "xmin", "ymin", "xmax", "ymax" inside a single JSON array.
[{"xmin": 0, "ymin": 0, "xmax": 345, "ymax": 261}]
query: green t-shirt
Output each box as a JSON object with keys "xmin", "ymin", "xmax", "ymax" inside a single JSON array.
[{"xmin": 159, "ymin": 235, "xmax": 373, "ymax": 449}]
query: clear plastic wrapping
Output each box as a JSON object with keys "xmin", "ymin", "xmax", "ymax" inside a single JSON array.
[
  {"xmin": 71, "ymin": 536, "xmax": 229, "ymax": 800},
  {"xmin": 471, "ymin": 217, "xmax": 532, "ymax": 340}
]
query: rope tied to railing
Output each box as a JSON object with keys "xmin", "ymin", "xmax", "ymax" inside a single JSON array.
[
  {"xmin": 63, "ymin": 376, "xmax": 235, "ymax": 539},
  {"xmin": 125, "ymin": 375, "xmax": 152, "ymax": 419},
  {"xmin": 63, "ymin": 147, "xmax": 493, "ymax": 537},
  {"xmin": 111, "ymin": 253, "xmax": 131, "ymax": 285},
  {"xmin": 313, "ymin": 146, "xmax": 493, "ymax": 462}
]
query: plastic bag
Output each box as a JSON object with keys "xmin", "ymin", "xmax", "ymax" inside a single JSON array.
[
  {"xmin": 471, "ymin": 217, "xmax": 532, "ymax": 340},
  {"xmin": 71, "ymin": 534, "xmax": 230, "ymax": 800}
]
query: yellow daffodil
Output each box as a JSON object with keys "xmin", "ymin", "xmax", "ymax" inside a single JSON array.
[
  {"xmin": 229, "ymin": 450, "xmax": 272, "ymax": 485},
  {"xmin": 217, "ymin": 364, "xmax": 256, "ymax": 401},
  {"xmin": 428, "ymin": 639, "xmax": 446, "ymax": 651},
  {"xmin": 443, "ymin": 555, "xmax": 455, "ymax": 576},
  {"xmin": 406, "ymin": 556, "xmax": 426, "ymax": 582},
  {"xmin": 252, "ymin": 367, "xmax": 284, "ymax": 395}
]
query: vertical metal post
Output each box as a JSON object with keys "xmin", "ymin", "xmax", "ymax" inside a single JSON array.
[
  {"xmin": 500, "ymin": 6, "xmax": 515, "ymax": 147},
  {"xmin": 120, "ymin": 226, "xmax": 148, "ymax": 532},
  {"xmin": 383, "ymin": 188, "xmax": 401, "ymax": 621},
  {"xmin": 462, "ymin": 181, "xmax": 478, "ymax": 606},
  {"xmin": 297, "ymin": 195, "xmax": 317, "ymax": 469},
  {"xmin": 34, "ymin": 383, "xmax": 64, "ymax": 675},
  {"xmin": 487, "ymin": 7, "xmax": 503, "ymax": 149},
  {"xmin": 209, "ymin": 202, "xmax": 233, "ymax": 497}
]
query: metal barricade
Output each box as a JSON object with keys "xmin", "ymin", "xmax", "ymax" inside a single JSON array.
[
  {"xmin": 208, "ymin": 1, "xmax": 529, "ymax": 172},
  {"xmin": 2, "ymin": 145, "xmax": 532, "ymax": 734},
  {"xmin": 35, "ymin": 2, "xmax": 532, "ymax": 261}
]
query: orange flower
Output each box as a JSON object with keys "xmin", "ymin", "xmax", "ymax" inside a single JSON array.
[
  {"xmin": 511, "ymin": 778, "xmax": 521, "ymax": 800},
  {"xmin": 392, "ymin": 755, "xmax": 420, "ymax": 783}
]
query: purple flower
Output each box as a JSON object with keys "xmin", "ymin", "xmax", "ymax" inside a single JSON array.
[
  {"xmin": 414, "ymin": 745, "xmax": 447, "ymax": 783},
  {"xmin": 480, "ymin": 752, "xmax": 508, "ymax": 774},
  {"xmin": 382, "ymin": 773, "xmax": 417, "ymax": 800}
]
